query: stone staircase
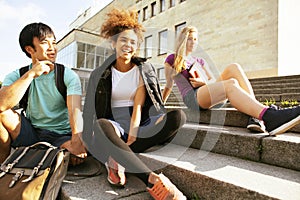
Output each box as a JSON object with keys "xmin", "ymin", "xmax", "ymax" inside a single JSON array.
[{"xmin": 61, "ymin": 75, "xmax": 300, "ymax": 200}]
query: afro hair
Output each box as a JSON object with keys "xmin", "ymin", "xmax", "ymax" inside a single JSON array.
[{"xmin": 100, "ymin": 8, "xmax": 145, "ymax": 44}]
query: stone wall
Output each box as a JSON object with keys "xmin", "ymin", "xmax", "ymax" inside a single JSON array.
[
  {"xmin": 61, "ymin": 0, "xmax": 278, "ymax": 78},
  {"xmin": 134, "ymin": 0, "xmax": 278, "ymax": 78}
]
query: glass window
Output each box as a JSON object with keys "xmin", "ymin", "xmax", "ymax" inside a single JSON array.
[
  {"xmin": 86, "ymin": 44, "xmax": 95, "ymax": 54},
  {"xmin": 56, "ymin": 42, "xmax": 76, "ymax": 68},
  {"xmin": 77, "ymin": 52, "xmax": 85, "ymax": 68},
  {"xmin": 151, "ymin": 2, "xmax": 157, "ymax": 17},
  {"xmin": 138, "ymin": 10, "xmax": 142, "ymax": 22},
  {"xmin": 170, "ymin": 0, "xmax": 175, "ymax": 7},
  {"xmin": 77, "ymin": 42, "xmax": 85, "ymax": 52},
  {"xmin": 143, "ymin": 6, "xmax": 148, "ymax": 21},
  {"xmin": 175, "ymin": 22, "xmax": 186, "ymax": 39},
  {"xmin": 158, "ymin": 30, "xmax": 168, "ymax": 55},
  {"xmin": 145, "ymin": 35, "xmax": 153, "ymax": 58},
  {"xmin": 160, "ymin": 0, "xmax": 165, "ymax": 12}
]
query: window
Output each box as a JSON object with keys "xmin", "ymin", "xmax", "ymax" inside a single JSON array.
[
  {"xmin": 85, "ymin": 44, "xmax": 96, "ymax": 69},
  {"xmin": 145, "ymin": 36, "xmax": 153, "ymax": 58},
  {"xmin": 151, "ymin": 2, "xmax": 157, "ymax": 17},
  {"xmin": 75, "ymin": 42, "xmax": 110, "ymax": 70},
  {"xmin": 160, "ymin": 0, "xmax": 165, "ymax": 12},
  {"xmin": 158, "ymin": 30, "xmax": 168, "ymax": 55},
  {"xmin": 175, "ymin": 22, "xmax": 186, "ymax": 39},
  {"xmin": 138, "ymin": 10, "xmax": 142, "ymax": 22},
  {"xmin": 143, "ymin": 6, "xmax": 148, "ymax": 21},
  {"xmin": 95, "ymin": 46, "xmax": 109, "ymax": 67},
  {"xmin": 56, "ymin": 42, "xmax": 76, "ymax": 68},
  {"xmin": 170, "ymin": 0, "xmax": 175, "ymax": 7}
]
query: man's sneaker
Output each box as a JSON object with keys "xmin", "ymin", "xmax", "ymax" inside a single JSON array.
[
  {"xmin": 105, "ymin": 157, "xmax": 126, "ymax": 187},
  {"xmin": 247, "ymin": 117, "xmax": 265, "ymax": 133},
  {"xmin": 262, "ymin": 105, "xmax": 300, "ymax": 135}
]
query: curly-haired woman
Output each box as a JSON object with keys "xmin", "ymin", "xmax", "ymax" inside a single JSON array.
[{"xmin": 82, "ymin": 8, "xmax": 186, "ymax": 200}]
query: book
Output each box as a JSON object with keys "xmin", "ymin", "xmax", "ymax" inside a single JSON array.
[{"xmin": 188, "ymin": 61, "xmax": 210, "ymax": 84}]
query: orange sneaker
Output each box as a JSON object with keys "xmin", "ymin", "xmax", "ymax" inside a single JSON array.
[
  {"xmin": 105, "ymin": 157, "xmax": 126, "ymax": 187},
  {"xmin": 147, "ymin": 173, "xmax": 186, "ymax": 200}
]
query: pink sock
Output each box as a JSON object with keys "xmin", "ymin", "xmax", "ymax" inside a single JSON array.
[{"xmin": 258, "ymin": 107, "xmax": 268, "ymax": 120}]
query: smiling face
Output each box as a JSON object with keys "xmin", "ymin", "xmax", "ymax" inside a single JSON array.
[
  {"xmin": 26, "ymin": 35, "xmax": 57, "ymax": 63},
  {"xmin": 112, "ymin": 29, "xmax": 138, "ymax": 62},
  {"xmin": 186, "ymin": 31, "xmax": 198, "ymax": 55}
]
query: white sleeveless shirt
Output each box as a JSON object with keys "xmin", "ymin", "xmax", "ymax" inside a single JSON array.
[{"xmin": 111, "ymin": 66, "xmax": 139, "ymax": 107}]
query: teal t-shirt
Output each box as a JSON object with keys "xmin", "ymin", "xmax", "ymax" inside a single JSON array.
[{"xmin": 3, "ymin": 64, "xmax": 82, "ymax": 134}]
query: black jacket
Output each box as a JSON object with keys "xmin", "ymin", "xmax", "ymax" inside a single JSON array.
[{"xmin": 82, "ymin": 54, "xmax": 165, "ymax": 136}]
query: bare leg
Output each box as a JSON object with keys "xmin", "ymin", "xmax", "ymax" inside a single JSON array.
[
  {"xmin": 0, "ymin": 110, "xmax": 21, "ymax": 162},
  {"xmin": 218, "ymin": 63, "xmax": 255, "ymax": 97},
  {"xmin": 197, "ymin": 79, "xmax": 266, "ymax": 119}
]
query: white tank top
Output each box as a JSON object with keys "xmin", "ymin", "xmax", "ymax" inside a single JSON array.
[{"xmin": 111, "ymin": 66, "xmax": 140, "ymax": 107}]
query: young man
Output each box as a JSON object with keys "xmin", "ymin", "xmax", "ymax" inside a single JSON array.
[{"xmin": 0, "ymin": 22, "xmax": 87, "ymax": 165}]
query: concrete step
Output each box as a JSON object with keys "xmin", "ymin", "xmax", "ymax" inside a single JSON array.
[
  {"xmin": 249, "ymin": 74, "xmax": 300, "ymax": 84},
  {"xmin": 61, "ymin": 166, "xmax": 153, "ymax": 200},
  {"xmin": 254, "ymin": 88, "xmax": 300, "ymax": 95},
  {"xmin": 178, "ymin": 107, "xmax": 300, "ymax": 133},
  {"xmin": 251, "ymin": 82, "xmax": 300, "ymax": 90},
  {"xmin": 172, "ymin": 123, "xmax": 300, "ymax": 171},
  {"xmin": 140, "ymin": 144, "xmax": 300, "ymax": 200}
]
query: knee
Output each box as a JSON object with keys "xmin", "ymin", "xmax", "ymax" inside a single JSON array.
[
  {"xmin": 167, "ymin": 109, "xmax": 186, "ymax": 127},
  {"xmin": 225, "ymin": 63, "xmax": 243, "ymax": 74},
  {"xmin": 224, "ymin": 78, "xmax": 239, "ymax": 92},
  {"xmin": 97, "ymin": 118, "xmax": 108, "ymax": 125},
  {"xmin": 96, "ymin": 118, "xmax": 112, "ymax": 130},
  {"xmin": 0, "ymin": 110, "xmax": 16, "ymax": 124}
]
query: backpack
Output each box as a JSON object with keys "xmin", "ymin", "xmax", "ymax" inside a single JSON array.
[
  {"xmin": 19, "ymin": 63, "xmax": 67, "ymax": 110},
  {"xmin": 0, "ymin": 142, "xmax": 70, "ymax": 200}
]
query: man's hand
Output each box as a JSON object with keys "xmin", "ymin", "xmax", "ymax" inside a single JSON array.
[
  {"xmin": 61, "ymin": 134, "xmax": 87, "ymax": 166},
  {"xmin": 30, "ymin": 57, "xmax": 54, "ymax": 78}
]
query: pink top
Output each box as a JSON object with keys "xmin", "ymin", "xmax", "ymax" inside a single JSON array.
[{"xmin": 165, "ymin": 54, "xmax": 205, "ymax": 98}]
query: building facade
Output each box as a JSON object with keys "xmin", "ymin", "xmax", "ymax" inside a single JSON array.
[{"xmin": 57, "ymin": 0, "xmax": 278, "ymax": 94}]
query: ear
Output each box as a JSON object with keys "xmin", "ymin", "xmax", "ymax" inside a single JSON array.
[
  {"xmin": 111, "ymin": 40, "xmax": 116, "ymax": 50},
  {"xmin": 25, "ymin": 46, "xmax": 35, "ymax": 55}
]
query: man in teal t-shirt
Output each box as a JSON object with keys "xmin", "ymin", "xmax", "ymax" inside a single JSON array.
[{"xmin": 0, "ymin": 22, "xmax": 87, "ymax": 165}]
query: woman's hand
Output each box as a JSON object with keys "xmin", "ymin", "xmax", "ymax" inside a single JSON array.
[
  {"xmin": 126, "ymin": 135, "xmax": 136, "ymax": 145},
  {"xmin": 189, "ymin": 77, "xmax": 206, "ymax": 88}
]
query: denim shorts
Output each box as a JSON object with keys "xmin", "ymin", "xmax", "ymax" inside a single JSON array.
[
  {"xmin": 183, "ymin": 89, "xmax": 204, "ymax": 111},
  {"xmin": 11, "ymin": 115, "xmax": 72, "ymax": 148},
  {"xmin": 183, "ymin": 88, "xmax": 226, "ymax": 111}
]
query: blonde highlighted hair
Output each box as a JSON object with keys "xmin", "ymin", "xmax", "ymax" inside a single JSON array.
[{"xmin": 174, "ymin": 26, "xmax": 198, "ymax": 73}]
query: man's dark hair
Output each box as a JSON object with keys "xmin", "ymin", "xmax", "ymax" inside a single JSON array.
[{"xmin": 19, "ymin": 22, "xmax": 56, "ymax": 58}]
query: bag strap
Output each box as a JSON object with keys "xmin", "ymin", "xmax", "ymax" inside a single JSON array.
[
  {"xmin": 22, "ymin": 146, "xmax": 56, "ymax": 183},
  {"xmin": 19, "ymin": 66, "xmax": 30, "ymax": 110},
  {"xmin": 19, "ymin": 64, "xmax": 67, "ymax": 110},
  {"xmin": 54, "ymin": 63, "xmax": 67, "ymax": 103},
  {"xmin": 0, "ymin": 142, "xmax": 57, "ymax": 178},
  {"xmin": 0, "ymin": 146, "xmax": 30, "ymax": 177}
]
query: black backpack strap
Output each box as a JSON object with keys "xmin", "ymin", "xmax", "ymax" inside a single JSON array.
[
  {"xmin": 18, "ymin": 64, "xmax": 67, "ymax": 111},
  {"xmin": 19, "ymin": 66, "xmax": 30, "ymax": 110},
  {"xmin": 54, "ymin": 63, "xmax": 67, "ymax": 103}
]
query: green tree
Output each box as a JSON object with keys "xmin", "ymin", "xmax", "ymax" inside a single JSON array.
[{"xmin": 0, "ymin": 81, "xmax": 2, "ymax": 88}]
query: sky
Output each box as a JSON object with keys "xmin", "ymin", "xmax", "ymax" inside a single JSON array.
[{"xmin": 0, "ymin": 0, "xmax": 113, "ymax": 81}]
